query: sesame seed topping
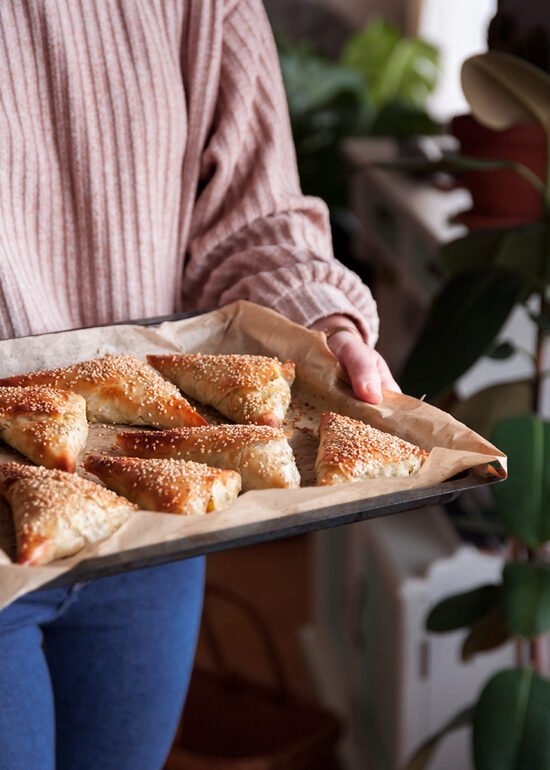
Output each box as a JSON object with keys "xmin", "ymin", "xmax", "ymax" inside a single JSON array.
[
  {"xmin": 147, "ymin": 354, "xmax": 294, "ymax": 425},
  {"xmin": 149, "ymin": 354, "xmax": 294, "ymax": 390},
  {"xmin": 319, "ymin": 412, "xmax": 428, "ymax": 478},
  {"xmin": 0, "ymin": 355, "xmax": 204, "ymax": 428},
  {"xmin": 0, "ymin": 386, "xmax": 84, "ymax": 417},
  {"xmin": 84, "ymin": 455, "xmax": 241, "ymax": 514},
  {"xmin": 0, "ymin": 462, "xmax": 136, "ymax": 546}
]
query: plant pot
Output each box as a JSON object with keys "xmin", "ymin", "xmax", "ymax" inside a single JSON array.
[{"xmin": 451, "ymin": 114, "xmax": 547, "ymax": 225}]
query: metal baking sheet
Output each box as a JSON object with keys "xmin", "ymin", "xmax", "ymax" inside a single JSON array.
[
  {"xmin": 0, "ymin": 312, "xmax": 503, "ymax": 594},
  {"xmin": 37, "ymin": 470, "xmax": 497, "ymax": 589}
]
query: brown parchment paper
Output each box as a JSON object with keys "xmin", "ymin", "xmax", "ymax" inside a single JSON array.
[{"xmin": 0, "ymin": 301, "xmax": 506, "ymax": 609}]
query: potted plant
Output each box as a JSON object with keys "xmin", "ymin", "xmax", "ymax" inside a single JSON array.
[
  {"xmin": 451, "ymin": 52, "xmax": 548, "ymax": 227},
  {"xmin": 451, "ymin": 114, "xmax": 546, "ymax": 227},
  {"xmin": 276, "ymin": 18, "xmax": 440, "ymax": 264},
  {"xmin": 398, "ymin": 52, "xmax": 550, "ymax": 770}
]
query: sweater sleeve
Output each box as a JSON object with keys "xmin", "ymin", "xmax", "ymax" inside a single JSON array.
[{"xmin": 182, "ymin": 0, "xmax": 379, "ymax": 345}]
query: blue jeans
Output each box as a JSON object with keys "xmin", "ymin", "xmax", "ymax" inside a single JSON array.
[{"xmin": 0, "ymin": 558, "xmax": 205, "ymax": 770}]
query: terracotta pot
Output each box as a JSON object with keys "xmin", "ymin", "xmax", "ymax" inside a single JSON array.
[{"xmin": 451, "ymin": 114, "xmax": 547, "ymax": 225}]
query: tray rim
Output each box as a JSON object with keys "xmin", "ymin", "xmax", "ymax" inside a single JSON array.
[{"xmin": 35, "ymin": 470, "xmax": 498, "ymax": 590}]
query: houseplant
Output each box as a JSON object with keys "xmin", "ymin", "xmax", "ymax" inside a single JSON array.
[
  {"xmin": 400, "ymin": 52, "xmax": 550, "ymax": 770},
  {"xmin": 277, "ymin": 18, "xmax": 439, "ymax": 217}
]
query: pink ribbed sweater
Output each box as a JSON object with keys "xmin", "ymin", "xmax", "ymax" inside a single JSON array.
[{"xmin": 0, "ymin": 0, "xmax": 379, "ymax": 343}]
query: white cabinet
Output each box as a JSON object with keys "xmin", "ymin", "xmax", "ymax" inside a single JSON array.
[
  {"xmin": 303, "ymin": 138, "xmax": 520, "ymax": 769},
  {"xmin": 301, "ymin": 508, "xmax": 514, "ymax": 770}
]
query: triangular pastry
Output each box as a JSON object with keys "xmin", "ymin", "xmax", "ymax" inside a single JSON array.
[
  {"xmin": 116, "ymin": 424, "xmax": 301, "ymax": 492},
  {"xmin": 0, "ymin": 463, "xmax": 136, "ymax": 565},
  {"xmin": 147, "ymin": 354, "xmax": 295, "ymax": 427},
  {"xmin": 316, "ymin": 412, "xmax": 428, "ymax": 486},
  {"xmin": 0, "ymin": 354, "xmax": 206, "ymax": 429},
  {"xmin": 0, "ymin": 387, "xmax": 88, "ymax": 472},
  {"xmin": 84, "ymin": 455, "xmax": 241, "ymax": 515}
]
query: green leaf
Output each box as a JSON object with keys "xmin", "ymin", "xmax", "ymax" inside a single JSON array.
[
  {"xmin": 503, "ymin": 563, "xmax": 550, "ymax": 638},
  {"xmin": 473, "ymin": 668, "xmax": 550, "ymax": 770},
  {"xmin": 493, "ymin": 224, "xmax": 548, "ymax": 290},
  {"xmin": 342, "ymin": 17, "xmax": 439, "ymax": 108},
  {"xmin": 451, "ymin": 380, "xmax": 532, "ymax": 439},
  {"xmin": 492, "ymin": 416, "xmax": 550, "ymax": 548},
  {"xmin": 369, "ymin": 101, "xmax": 439, "ymax": 138},
  {"xmin": 276, "ymin": 35, "xmax": 367, "ymax": 210},
  {"xmin": 426, "ymin": 585, "xmax": 501, "ymax": 633},
  {"xmin": 404, "ymin": 706, "xmax": 474, "ymax": 770},
  {"xmin": 441, "ymin": 228, "xmax": 513, "ymax": 276},
  {"xmin": 400, "ymin": 268, "xmax": 526, "ymax": 401},
  {"xmin": 487, "ymin": 341, "xmax": 515, "ymax": 360},
  {"xmin": 278, "ymin": 38, "xmax": 364, "ymax": 119},
  {"xmin": 462, "ymin": 606, "xmax": 510, "ymax": 662},
  {"xmin": 441, "ymin": 223, "xmax": 547, "ymax": 288},
  {"xmin": 374, "ymin": 38, "xmax": 438, "ymax": 108},
  {"xmin": 343, "ymin": 17, "xmax": 401, "ymax": 104}
]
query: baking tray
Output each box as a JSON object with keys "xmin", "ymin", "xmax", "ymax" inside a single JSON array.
[
  {"xmin": 0, "ymin": 310, "xmax": 503, "ymax": 593},
  {"xmin": 40, "ymin": 470, "xmax": 495, "ymax": 589}
]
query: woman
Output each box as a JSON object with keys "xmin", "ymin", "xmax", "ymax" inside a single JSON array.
[{"xmin": 0, "ymin": 2, "xmax": 399, "ymax": 769}]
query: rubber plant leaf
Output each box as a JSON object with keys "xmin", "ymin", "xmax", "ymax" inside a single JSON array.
[
  {"xmin": 491, "ymin": 415, "xmax": 550, "ymax": 548},
  {"xmin": 473, "ymin": 668, "xmax": 550, "ymax": 770},
  {"xmin": 451, "ymin": 380, "xmax": 531, "ymax": 440},
  {"xmin": 461, "ymin": 606, "xmax": 510, "ymax": 662},
  {"xmin": 503, "ymin": 562, "xmax": 550, "ymax": 638},
  {"xmin": 441, "ymin": 223, "xmax": 547, "ymax": 290},
  {"xmin": 426, "ymin": 584, "xmax": 501, "ymax": 633},
  {"xmin": 404, "ymin": 706, "xmax": 474, "ymax": 770},
  {"xmin": 400, "ymin": 268, "xmax": 526, "ymax": 401}
]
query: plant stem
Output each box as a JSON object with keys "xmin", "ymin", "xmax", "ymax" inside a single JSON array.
[
  {"xmin": 527, "ymin": 156, "xmax": 550, "ymax": 674},
  {"xmin": 533, "ymin": 161, "xmax": 550, "ymax": 412},
  {"xmin": 510, "ymin": 540, "xmax": 525, "ymax": 666},
  {"xmin": 533, "ymin": 293, "xmax": 546, "ymax": 413},
  {"xmin": 512, "ymin": 161, "xmax": 547, "ymax": 198},
  {"xmin": 528, "ymin": 543, "xmax": 545, "ymax": 671}
]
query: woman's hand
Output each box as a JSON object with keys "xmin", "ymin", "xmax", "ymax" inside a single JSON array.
[{"xmin": 310, "ymin": 315, "xmax": 401, "ymax": 405}]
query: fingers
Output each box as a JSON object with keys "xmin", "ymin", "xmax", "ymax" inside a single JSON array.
[
  {"xmin": 330, "ymin": 335, "xmax": 383, "ymax": 404},
  {"xmin": 376, "ymin": 354, "xmax": 402, "ymax": 393},
  {"xmin": 327, "ymin": 333, "xmax": 400, "ymax": 404}
]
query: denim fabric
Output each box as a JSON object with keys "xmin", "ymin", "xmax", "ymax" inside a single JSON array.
[{"xmin": 0, "ymin": 557, "xmax": 205, "ymax": 770}]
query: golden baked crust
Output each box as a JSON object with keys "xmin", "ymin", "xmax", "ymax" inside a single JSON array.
[
  {"xmin": 116, "ymin": 424, "xmax": 300, "ymax": 491},
  {"xmin": 316, "ymin": 412, "xmax": 428, "ymax": 486},
  {"xmin": 84, "ymin": 454, "xmax": 241, "ymax": 515},
  {"xmin": 0, "ymin": 354, "xmax": 206, "ymax": 429},
  {"xmin": 0, "ymin": 462, "xmax": 136, "ymax": 565},
  {"xmin": 147, "ymin": 354, "xmax": 295, "ymax": 427},
  {"xmin": 0, "ymin": 386, "xmax": 88, "ymax": 472}
]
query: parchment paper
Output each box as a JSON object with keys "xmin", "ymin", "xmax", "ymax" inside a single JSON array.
[{"xmin": 0, "ymin": 301, "xmax": 506, "ymax": 609}]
